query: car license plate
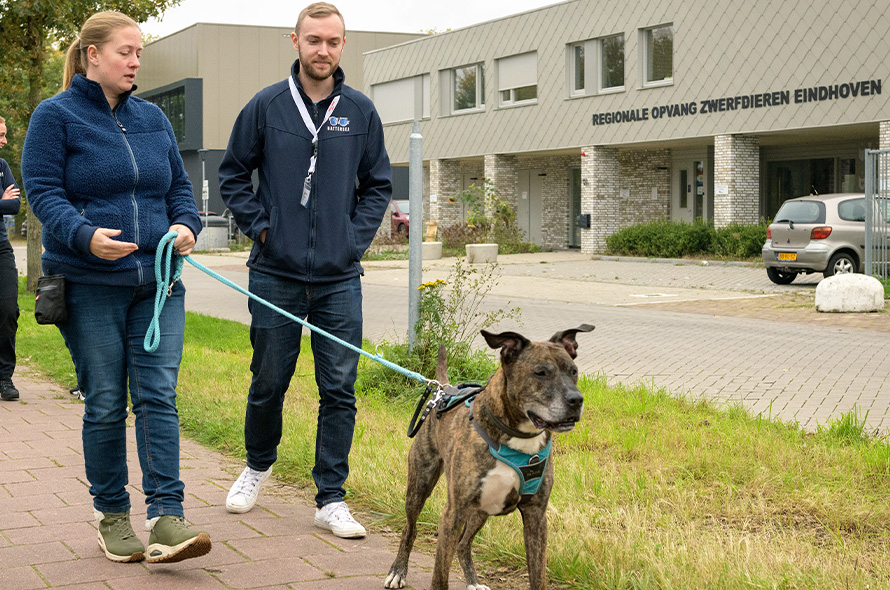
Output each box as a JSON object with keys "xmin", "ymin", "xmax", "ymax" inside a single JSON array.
[{"xmin": 776, "ymin": 252, "xmax": 797, "ymax": 261}]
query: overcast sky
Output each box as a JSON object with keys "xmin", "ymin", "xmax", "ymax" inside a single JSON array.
[{"xmin": 142, "ymin": 0, "xmax": 563, "ymax": 38}]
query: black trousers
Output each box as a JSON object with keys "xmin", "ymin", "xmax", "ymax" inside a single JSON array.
[{"xmin": 0, "ymin": 240, "xmax": 19, "ymax": 380}]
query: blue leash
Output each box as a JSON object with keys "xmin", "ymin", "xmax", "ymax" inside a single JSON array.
[{"xmin": 144, "ymin": 231, "xmax": 432, "ymax": 385}]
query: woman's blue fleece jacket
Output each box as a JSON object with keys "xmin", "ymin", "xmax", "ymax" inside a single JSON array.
[
  {"xmin": 218, "ymin": 61, "xmax": 392, "ymax": 283},
  {"xmin": 21, "ymin": 74, "xmax": 202, "ymax": 286}
]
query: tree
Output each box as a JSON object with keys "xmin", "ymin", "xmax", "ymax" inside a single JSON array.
[{"xmin": 0, "ymin": 0, "xmax": 180, "ymax": 290}]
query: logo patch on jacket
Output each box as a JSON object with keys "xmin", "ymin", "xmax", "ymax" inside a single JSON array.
[{"xmin": 327, "ymin": 116, "xmax": 350, "ymax": 132}]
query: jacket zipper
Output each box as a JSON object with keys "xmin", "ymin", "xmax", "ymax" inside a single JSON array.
[
  {"xmin": 307, "ymin": 101, "xmax": 320, "ymax": 281},
  {"xmin": 114, "ymin": 108, "xmax": 143, "ymax": 284}
]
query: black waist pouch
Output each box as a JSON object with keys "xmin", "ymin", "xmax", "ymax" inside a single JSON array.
[{"xmin": 34, "ymin": 274, "xmax": 67, "ymax": 325}]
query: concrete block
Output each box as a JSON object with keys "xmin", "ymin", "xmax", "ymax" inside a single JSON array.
[
  {"xmin": 421, "ymin": 241, "xmax": 442, "ymax": 260},
  {"xmin": 815, "ymin": 273, "xmax": 885, "ymax": 313},
  {"xmin": 465, "ymin": 243, "xmax": 498, "ymax": 264}
]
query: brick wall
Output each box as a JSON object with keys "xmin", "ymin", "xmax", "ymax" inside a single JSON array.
[
  {"xmin": 714, "ymin": 134, "xmax": 760, "ymax": 227},
  {"xmin": 881, "ymin": 121, "xmax": 890, "ymax": 150},
  {"xmin": 485, "ymin": 154, "xmax": 517, "ymax": 213},
  {"xmin": 618, "ymin": 149, "xmax": 671, "ymax": 227},
  {"xmin": 581, "ymin": 146, "xmax": 619, "ymax": 254},
  {"xmin": 430, "ymin": 159, "xmax": 462, "ymax": 226}
]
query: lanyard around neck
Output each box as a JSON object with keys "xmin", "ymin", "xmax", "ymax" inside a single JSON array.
[{"xmin": 288, "ymin": 76, "xmax": 340, "ymax": 178}]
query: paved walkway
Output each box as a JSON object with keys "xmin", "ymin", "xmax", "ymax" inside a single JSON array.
[{"xmin": 0, "ymin": 375, "xmax": 459, "ymax": 590}]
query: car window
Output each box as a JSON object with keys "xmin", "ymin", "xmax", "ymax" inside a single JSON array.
[
  {"xmin": 837, "ymin": 198, "xmax": 866, "ymax": 222},
  {"xmin": 395, "ymin": 200, "xmax": 409, "ymax": 215},
  {"xmin": 773, "ymin": 200, "xmax": 825, "ymax": 224}
]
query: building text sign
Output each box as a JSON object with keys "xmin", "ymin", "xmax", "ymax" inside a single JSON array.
[{"xmin": 591, "ymin": 80, "xmax": 882, "ymax": 126}]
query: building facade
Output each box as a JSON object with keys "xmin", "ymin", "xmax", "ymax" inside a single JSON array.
[
  {"xmin": 136, "ymin": 23, "xmax": 424, "ymax": 214},
  {"xmin": 363, "ymin": 0, "xmax": 890, "ymax": 252}
]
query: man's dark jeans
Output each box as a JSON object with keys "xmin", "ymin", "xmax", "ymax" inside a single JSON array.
[{"xmin": 245, "ymin": 270, "xmax": 362, "ymax": 508}]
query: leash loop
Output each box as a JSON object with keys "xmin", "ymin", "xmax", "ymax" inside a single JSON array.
[{"xmin": 144, "ymin": 230, "xmax": 184, "ymax": 353}]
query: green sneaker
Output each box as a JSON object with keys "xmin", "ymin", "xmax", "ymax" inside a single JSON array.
[
  {"xmin": 146, "ymin": 515, "xmax": 212, "ymax": 563},
  {"xmin": 96, "ymin": 511, "xmax": 145, "ymax": 562}
]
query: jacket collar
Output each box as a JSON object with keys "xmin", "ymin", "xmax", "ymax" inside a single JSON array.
[
  {"xmin": 289, "ymin": 59, "xmax": 344, "ymax": 105},
  {"xmin": 70, "ymin": 73, "xmax": 136, "ymax": 110}
]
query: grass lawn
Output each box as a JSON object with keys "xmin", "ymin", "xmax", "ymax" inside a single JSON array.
[{"xmin": 15, "ymin": 285, "xmax": 890, "ymax": 590}]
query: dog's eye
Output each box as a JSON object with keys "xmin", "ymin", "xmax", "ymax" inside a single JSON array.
[{"xmin": 534, "ymin": 367, "xmax": 549, "ymax": 378}]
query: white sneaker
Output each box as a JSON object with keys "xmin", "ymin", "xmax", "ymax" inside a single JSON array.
[
  {"xmin": 314, "ymin": 501, "xmax": 366, "ymax": 538},
  {"xmin": 226, "ymin": 466, "xmax": 272, "ymax": 513}
]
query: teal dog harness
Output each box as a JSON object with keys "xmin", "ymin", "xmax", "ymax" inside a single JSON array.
[
  {"xmin": 467, "ymin": 399, "xmax": 552, "ymax": 497},
  {"xmin": 407, "ymin": 383, "xmax": 552, "ymax": 497}
]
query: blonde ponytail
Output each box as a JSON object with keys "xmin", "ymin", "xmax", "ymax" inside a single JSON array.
[{"xmin": 62, "ymin": 38, "xmax": 86, "ymax": 91}]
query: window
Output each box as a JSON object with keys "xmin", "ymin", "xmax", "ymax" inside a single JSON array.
[
  {"xmin": 643, "ymin": 24, "xmax": 673, "ymax": 84},
  {"xmin": 497, "ymin": 52, "xmax": 537, "ymax": 107},
  {"xmin": 838, "ymin": 199, "xmax": 866, "ymax": 222},
  {"xmin": 568, "ymin": 34, "xmax": 624, "ymax": 96},
  {"xmin": 145, "ymin": 87, "xmax": 186, "ymax": 142},
  {"xmin": 138, "ymin": 78, "xmax": 202, "ymax": 150},
  {"xmin": 371, "ymin": 75, "xmax": 430, "ymax": 124},
  {"xmin": 601, "ymin": 34, "xmax": 624, "ymax": 90},
  {"xmin": 452, "ymin": 64, "xmax": 484, "ymax": 112},
  {"xmin": 572, "ymin": 44, "xmax": 585, "ymax": 93}
]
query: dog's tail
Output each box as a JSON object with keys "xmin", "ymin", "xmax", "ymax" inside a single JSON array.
[{"xmin": 435, "ymin": 343, "xmax": 449, "ymax": 385}]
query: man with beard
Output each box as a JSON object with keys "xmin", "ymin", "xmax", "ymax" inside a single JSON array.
[{"xmin": 218, "ymin": 2, "xmax": 391, "ymax": 538}]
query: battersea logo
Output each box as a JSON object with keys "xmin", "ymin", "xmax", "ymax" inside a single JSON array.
[{"xmin": 327, "ymin": 116, "xmax": 349, "ymax": 132}]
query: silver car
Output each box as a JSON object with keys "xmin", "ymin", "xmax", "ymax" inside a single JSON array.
[{"xmin": 762, "ymin": 193, "xmax": 871, "ymax": 284}]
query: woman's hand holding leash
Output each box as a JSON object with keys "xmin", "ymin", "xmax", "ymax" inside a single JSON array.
[{"xmin": 169, "ymin": 223, "xmax": 196, "ymax": 256}]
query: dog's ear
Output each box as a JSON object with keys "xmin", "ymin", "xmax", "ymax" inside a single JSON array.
[
  {"xmin": 481, "ymin": 330, "xmax": 530, "ymax": 363},
  {"xmin": 549, "ymin": 324, "xmax": 595, "ymax": 359}
]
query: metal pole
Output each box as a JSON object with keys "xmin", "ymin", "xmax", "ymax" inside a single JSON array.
[
  {"xmin": 198, "ymin": 149, "xmax": 209, "ymax": 227},
  {"xmin": 865, "ymin": 149, "xmax": 875, "ymax": 276},
  {"xmin": 408, "ymin": 122, "xmax": 423, "ymax": 349}
]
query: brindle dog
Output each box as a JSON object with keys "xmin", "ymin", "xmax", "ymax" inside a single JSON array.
[{"xmin": 384, "ymin": 324, "xmax": 594, "ymax": 590}]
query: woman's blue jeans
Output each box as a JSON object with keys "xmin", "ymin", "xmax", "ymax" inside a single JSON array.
[
  {"xmin": 245, "ymin": 270, "xmax": 362, "ymax": 508},
  {"xmin": 59, "ymin": 280, "xmax": 186, "ymax": 519}
]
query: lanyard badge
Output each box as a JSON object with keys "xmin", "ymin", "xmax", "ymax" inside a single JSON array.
[{"xmin": 288, "ymin": 76, "xmax": 340, "ymax": 207}]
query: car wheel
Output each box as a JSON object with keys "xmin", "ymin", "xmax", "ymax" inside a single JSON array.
[
  {"xmin": 823, "ymin": 252, "xmax": 856, "ymax": 278},
  {"xmin": 766, "ymin": 267, "xmax": 797, "ymax": 285},
  {"xmin": 397, "ymin": 223, "xmax": 407, "ymax": 236}
]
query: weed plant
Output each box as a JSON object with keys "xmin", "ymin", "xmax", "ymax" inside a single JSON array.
[
  {"xmin": 15, "ymin": 282, "xmax": 890, "ymax": 590},
  {"xmin": 357, "ymin": 256, "xmax": 520, "ymax": 399}
]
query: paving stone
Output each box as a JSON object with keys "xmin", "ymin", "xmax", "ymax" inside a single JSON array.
[
  {"xmin": 0, "ymin": 540, "xmax": 76, "ymax": 565},
  {"xmin": 106, "ymin": 569, "xmax": 229, "ymax": 590},
  {"xmin": 4, "ymin": 521, "xmax": 96, "ymax": 546},
  {"xmin": 0, "ymin": 565, "xmax": 46, "ymax": 590},
  {"xmin": 303, "ymin": 548, "xmax": 398, "ymax": 576},
  {"xmin": 0, "ymin": 510, "xmax": 41, "ymax": 530},
  {"xmin": 0, "ymin": 493, "xmax": 67, "ymax": 513},
  {"xmin": 211, "ymin": 556, "xmax": 326, "ymax": 588},
  {"xmin": 227, "ymin": 533, "xmax": 331, "ymax": 561},
  {"xmin": 36, "ymin": 555, "xmax": 149, "ymax": 586}
]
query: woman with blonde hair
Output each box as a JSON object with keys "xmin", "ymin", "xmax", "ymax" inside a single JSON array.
[{"xmin": 22, "ymin": 11, "xmax": 211, "ymax": 564}]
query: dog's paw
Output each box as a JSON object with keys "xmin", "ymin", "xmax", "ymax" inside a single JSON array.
[
  {"xmin": 467, "ymin": 584, "xmax": 491, "ymax": 590},
  {"xmin": 384, "ymin": 571, "xmax": 407, "ymax": 588}
]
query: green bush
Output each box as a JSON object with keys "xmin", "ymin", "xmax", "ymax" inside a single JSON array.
[
  {"xmin": 605, "ymin": 218, "xmax": 713, "ymax": 258},
  {"xmin": 712, "ymin": 222, "xmax": 768, "ymax": 258},
  {"xmin": 606, "ymin": 218, "xmax": 768, "ymax": 260}
]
